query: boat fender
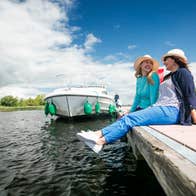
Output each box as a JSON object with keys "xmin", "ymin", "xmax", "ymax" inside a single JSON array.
[
  {"xmin": 95, "ymin": 101, "xmax": 101, "ymax": 114},
  {"xmin": 84, "ymin": 100, "xmax": 92, "ymax": 115},
  {"xmin": 44, "ymin": 102, "xmax": 49, "ymax": 116},
  {"xmin": 109, "ymin": 104, "xmax": 116, "ymax": 114},
  {"xmin": 49, "ymin": 102, "xmax": 56, "ymax": 116}
]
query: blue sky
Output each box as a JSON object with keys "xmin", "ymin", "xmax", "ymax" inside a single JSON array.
[
  {"xmin": 70, "ymin": 0, "xmax": 196, "ymax": 62},
  {"xmin": 0, "ymin": 0, "xmax": 196, "ymax": 104}
]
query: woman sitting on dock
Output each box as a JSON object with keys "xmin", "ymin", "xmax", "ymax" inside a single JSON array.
[
  {"xmin": 118, "ymin": 55, "xmax": 160, "ymax": 118},
  {"xmin": 77, "ymin": 49, "xmax": 196, "ymax": 153},
  {"xmin": 130, "ymin": 55, "xmax": 160, "ymax": 112}
]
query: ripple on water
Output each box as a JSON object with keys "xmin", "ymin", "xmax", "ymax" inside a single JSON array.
[{"xmin": 0, "ymin": 111, "xmax": 165, "ymax": 196}]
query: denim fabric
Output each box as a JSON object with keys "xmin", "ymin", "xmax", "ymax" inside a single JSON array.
[{"xmin": 102, "ymin": 106, "xmax": 179, "ymax": 143}]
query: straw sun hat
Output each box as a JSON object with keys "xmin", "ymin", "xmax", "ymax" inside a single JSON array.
[
  {"xmin": 134, "ymin": 55, "xmax": 159, "ymax": 71},
  {"xmin": 162, "ymin": 49, "xmax": 187, "ymax": 63}
]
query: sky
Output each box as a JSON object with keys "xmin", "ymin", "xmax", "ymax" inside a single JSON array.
[{"xmin": 0, "ymin": 0, "xmax": 196, "ymax": 104}]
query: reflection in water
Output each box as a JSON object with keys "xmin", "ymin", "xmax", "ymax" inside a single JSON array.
[{"xmin": 0, "ymin": 111, "xmax": 165, "ymax": 196}]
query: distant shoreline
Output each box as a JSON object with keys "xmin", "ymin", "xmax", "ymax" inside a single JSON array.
[
  {"xmin": 0, "ymin": 106, "xmax": 44, "ymax": 112},
  {"xmin": 0, "ymin": 105, "xmax": 131, "ymax": 112}
]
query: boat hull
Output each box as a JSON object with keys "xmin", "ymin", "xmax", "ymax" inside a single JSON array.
[{"xmin": 45, "ymin": 95, "xmax": 114, "ymax": 117}]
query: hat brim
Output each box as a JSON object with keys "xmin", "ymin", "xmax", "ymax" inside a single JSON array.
[
  {"xmin": 134, "ymin": 56, "xmax": 159, "ymax": 71},
  {"xmin": 162, "ymin": 53, "xmax": 187, "ymax": 64}
]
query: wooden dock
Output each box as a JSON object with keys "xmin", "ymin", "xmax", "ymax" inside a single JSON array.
[{"xmin": 127, "ymin": 125, "xmax": 196, "ymax": 196}]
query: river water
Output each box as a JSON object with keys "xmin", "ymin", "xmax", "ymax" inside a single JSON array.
[{"xmin": 0, "ymin": 111, "xmax": 165, "ymax": 196}]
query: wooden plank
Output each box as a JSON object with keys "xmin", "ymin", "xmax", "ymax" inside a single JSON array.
[{"xmin": 150, "ymin": 125, "xmax": 196, "ymax": 151}]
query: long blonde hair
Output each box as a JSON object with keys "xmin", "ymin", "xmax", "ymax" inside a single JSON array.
[{"xmin": 135, "ymin": 63, "xmax": 156, "ymax": 85}]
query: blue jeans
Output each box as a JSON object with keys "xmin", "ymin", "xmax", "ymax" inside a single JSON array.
[{"xmin": 102, "ymin": 106, "xmax": 179, "ymax": 143}]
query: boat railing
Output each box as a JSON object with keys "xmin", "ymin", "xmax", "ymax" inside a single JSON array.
[{"xmin": 70, "ymin": 84, "xmax": 106, "ymax": 88}]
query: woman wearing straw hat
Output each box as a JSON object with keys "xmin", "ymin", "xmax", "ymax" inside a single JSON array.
[
  {"xmin": 130, "ymin": 55, "xmax": 160, "ymax": 112},
  {"xmin": 77, "ymin": 49, "xmax": 196, "ymax": 153},
  {"xmin": 161, "ymin": 49, "xmax": 196, "ymax": 124}
]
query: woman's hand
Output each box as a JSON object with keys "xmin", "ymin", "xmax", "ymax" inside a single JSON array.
[{"xmin": 117, "ymin": 109, "xmax": 129, "ymax": 119}]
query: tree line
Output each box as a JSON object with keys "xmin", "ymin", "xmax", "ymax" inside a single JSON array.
[{"xmin": 0, "ymin": 95, "xmax": 45, "ymax": 107}]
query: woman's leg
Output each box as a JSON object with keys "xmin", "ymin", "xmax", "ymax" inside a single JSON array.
[{"xmin": 102, "ymin": 106, "xmax": 179, "ymax": 143}]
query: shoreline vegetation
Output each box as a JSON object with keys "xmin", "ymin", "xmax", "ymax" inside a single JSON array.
[
  {"xmin": 0, "ymin": 106, "xmax": 44, "ymax": 112},
  {"xmin": 0, "ymin": 95, "xmax": 45, "ymax": 112},
  {"xmin": 0, "ymin": 95, "xmax": 132, "ymax": 112}
]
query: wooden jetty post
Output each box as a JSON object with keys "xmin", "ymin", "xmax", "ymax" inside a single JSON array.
[{"xmin": 127, "ymin": 125, "xmax": 196, "ymax": 196}]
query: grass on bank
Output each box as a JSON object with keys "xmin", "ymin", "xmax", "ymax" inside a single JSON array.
[{"xmin": 0, "ymin": 106, "xmax": 44, "ymax": 112}]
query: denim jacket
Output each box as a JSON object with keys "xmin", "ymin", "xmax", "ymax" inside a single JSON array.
[{"xmin": 171, "ymin": 68, "xmax": 196, "ymax": 125}]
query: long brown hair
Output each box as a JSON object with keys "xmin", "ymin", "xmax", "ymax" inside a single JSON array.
[
  {"xmin": 163, "ymin": 56, "xmax": 190, "ymax": 81},
  {"xmin": 163, "ymin": 56, "xmax": 190, "ymax": 71}
]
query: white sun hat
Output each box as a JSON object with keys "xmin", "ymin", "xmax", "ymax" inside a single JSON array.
[
  {"xmin": 162, "ymin": 49, "xmax": 187, "ymax": 63},
  {"xmin": 134, "ymin": 55, "xmax": 159, "ymax": 71}
]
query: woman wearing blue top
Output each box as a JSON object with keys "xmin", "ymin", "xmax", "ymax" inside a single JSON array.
[
  {"xmin": 77, "ymin": 49, "xmax": 196, "ymax": 153},
  {"xmin": 131, "ymin": 55, "xmax": 160, "ymax": 112}
]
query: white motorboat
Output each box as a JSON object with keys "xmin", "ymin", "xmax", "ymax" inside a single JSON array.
[{"xmin": 44, "ymin": 86, "xmax": 116, "ymax": 118}]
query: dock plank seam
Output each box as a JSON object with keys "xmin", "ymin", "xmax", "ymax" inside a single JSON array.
[{"xmin": 142, "ymin": 126, "xmax": 196, "ymax": 165}]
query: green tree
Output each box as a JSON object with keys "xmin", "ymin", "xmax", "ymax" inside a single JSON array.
[
  {"xmin": 0, "ymin": 96, "xmax": 18, "ymax": 106},
  {"xmin": 0, "ymin": 94, "xmax": 46, "ymax": 107},
  {"xmin": 18, "ymin": 98, "xmax": 26, "ymax": 106},
  {"xmin": 24, "ymin": 98, "xmax": 36, "ymax": 106},
  {"xmin": 34, "ymin": 94, "xmax": 45, "ymax": 105}
]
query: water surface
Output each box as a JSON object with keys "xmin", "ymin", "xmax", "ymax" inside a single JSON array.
[{"xmin": 0, "ymin": 111, "xmax": 165, "ymax": 196}]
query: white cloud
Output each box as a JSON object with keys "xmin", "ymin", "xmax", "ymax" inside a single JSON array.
[
  {"xmin": 64, "ymin": 0, "xmax": 74, "ymax": 6},
  {"xmin": 0, "ymin": 0, "xmax": 73, "ymax": 85},
  {"xmin": 103, "ymin": 55, "xmax": 118, "ymax": 62},
  {"xmin": 0, "ymin": 0, "xmax": 136, "ymax": 104},
  {"xmin": 189, "ymin": 63, "xmax": 196, "ymax": 84},
  {"xmin": 0, "ymin": 85, "xmax": 43, "ymax": 99},
  {"xmin": 104, "ymin": 52, "xmax": 131, "ymax": 63},
  {"xmin": 1, "ymin": 0, "xmax": 196, "ymax": 106},
  {"xmin": 84, "ymin": 33, "xmax": 102, "ymax": 52},
  {"xmin": 128, "ymin": 44, "xmax": 137, "ymax": 50}
]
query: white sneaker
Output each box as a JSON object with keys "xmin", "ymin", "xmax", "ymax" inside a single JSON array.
[
  {"xmin": 81, "ymin": 130, "xmax": 93, "ymax": 134},
  {"xmin": 76, "ymin": 131, "xmax": 99, "ymax": 143},
  {"xmin": 84, "ymin": 140, "xmax": 103, "ymax": 153},
  {"xmin": 76, "ymin": 131, "xmax": 103, "ymax": 153}
]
